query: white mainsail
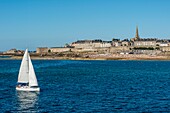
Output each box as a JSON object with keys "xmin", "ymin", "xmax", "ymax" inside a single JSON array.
[
  {"xmin": 28, "ymin": 54, "xmax": 38, "ymax": 87},
  {"xmin": 18, "ymin": 49, "xmax": 29, "ymax": 83}
]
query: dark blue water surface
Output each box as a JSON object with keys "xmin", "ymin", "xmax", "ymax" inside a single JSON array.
[{"xmin": 0, "ymin": 60, "xmax": 169, "ymax": 112}]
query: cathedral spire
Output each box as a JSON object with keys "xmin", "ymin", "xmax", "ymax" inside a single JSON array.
[{"xmin": 135, "ymin": 26, "xmax": 140, "ymax": 40}]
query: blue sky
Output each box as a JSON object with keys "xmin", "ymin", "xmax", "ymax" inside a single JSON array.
[{"xmin": 0, "ymin": 0, "xmax": 170, "ymax": 51}]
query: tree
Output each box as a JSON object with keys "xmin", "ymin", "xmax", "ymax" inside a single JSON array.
[{"xmin": 48, "ymin": 49, "xmax": 51, "ymax": 53}]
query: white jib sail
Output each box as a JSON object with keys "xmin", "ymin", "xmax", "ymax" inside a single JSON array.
[
  {"xmin": 28, "ymin": 53, "xmax": 38, "ymax": 87},
  {"xmin": 18, "ymin": 49, "xmax": 29, "ymax": 83}
]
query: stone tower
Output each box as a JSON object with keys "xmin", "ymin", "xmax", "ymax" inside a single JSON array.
[{"xmin": 135, "ymin": 26, "xmax": 140, "ymax": 40}]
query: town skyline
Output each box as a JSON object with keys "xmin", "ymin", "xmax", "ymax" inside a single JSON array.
[
  {"xmin": 1, "ymin": 25, "xmax": 170, "ymax": 51},
  {"xmin": 0, "ymin": 0, "xmax": 170, "ymax": 51}
]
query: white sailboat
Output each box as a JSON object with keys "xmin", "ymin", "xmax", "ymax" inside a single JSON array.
[{"xmin": 16, "ymin": 49, "xmax": 40, "ymax": 91}]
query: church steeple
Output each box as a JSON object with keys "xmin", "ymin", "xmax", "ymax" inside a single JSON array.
[{"xmin": 135, "ymin": 26, "xmax": 140, "ymax": 40}]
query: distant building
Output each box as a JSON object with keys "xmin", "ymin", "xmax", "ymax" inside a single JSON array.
[
  {"xmin": 112, "ymin": 39, "xmax": 121, "ymax": 47},
  {"xmin": 71, "ymin": 40, "xmax": 92, "ymax": 49},
  {"xmin": 70, "ymin": 39, "xmax": 111, "ymax": 49},
  {"xmin": 133, "ymin": 38, "xmax": 157, "ymax": 47},
  {"xmin": 3, "ymin": 48, "xmax": 18, "ymax": 54},
  {"xmin": 130, "ymin": 26, "xmax": 157, "ymax": 47},
  {"xmin": 121, "ymin": 39, "xmax": 130, "ymax": 46},
  {"xmin": 36, "ymin": 47, "xmax": 48, "ymax": 54},
  {"xmin": 101, "ymin": 41, "xmax": 112, "ymax": 47},
  {"xmin": 130, "ymin": 26, "xmax": 140, "ymax": 42},
  {"xmin": 159, "ymin": 43, "xmax": 168, "ymax": 47},
  {"xmin": 49, "ymin": 47, "xmax": 71, "ymax": 53},
  {"xmin": 156, "ymin": 40, "xmax": 169, "ymax": 47},
  {"xmin": 3, "ymin": 48, "xmax": 24, "ymax": 54},
  {"xmin": 5, "ymin": 48, "xmax": 17, "ymax": 54},
  {"xmin": 160, "ymin": 46, "xmax": 170, "ymax": 52}
]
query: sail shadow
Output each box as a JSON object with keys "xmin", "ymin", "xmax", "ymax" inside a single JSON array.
[{"xmin": 16, "ymin": 91, "xmax": 40, "ymax": 112}]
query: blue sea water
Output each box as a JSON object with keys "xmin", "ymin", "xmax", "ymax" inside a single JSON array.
[{"xmin": 0, "ymin": 60, "xmax": 169, "ymax": 112}]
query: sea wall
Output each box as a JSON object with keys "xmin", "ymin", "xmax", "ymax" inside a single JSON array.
[{"xmin": 49, "ymin": 48, "xmax": 71, "ymax": 53}]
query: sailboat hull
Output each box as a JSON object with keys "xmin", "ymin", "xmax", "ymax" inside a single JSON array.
[{"xmin": 16, "ymin": 87, "xmax": 40, "ymax": 91}]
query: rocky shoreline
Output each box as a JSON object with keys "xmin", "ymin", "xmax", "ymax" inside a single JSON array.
[{"xmin": 1, "ymin": 53, "xmax": 170, "ymax": 60}]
